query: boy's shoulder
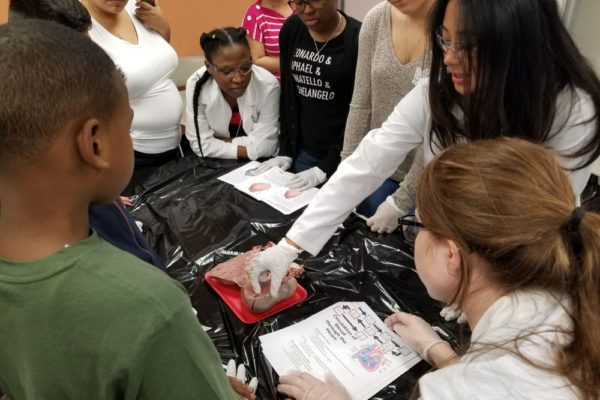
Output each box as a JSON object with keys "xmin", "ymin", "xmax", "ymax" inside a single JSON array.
[
  {"xmin": 0, "ymin": 232, "xmax": 189, "ymax": 316},
  {"xmin": 74, "ymin": 233, "xmax": 188, "ymax": 313}
]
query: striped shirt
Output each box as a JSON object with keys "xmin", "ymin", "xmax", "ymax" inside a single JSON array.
[{"xmin": 242, "ymin": 0, "xmax": 290, "ymax": 82}]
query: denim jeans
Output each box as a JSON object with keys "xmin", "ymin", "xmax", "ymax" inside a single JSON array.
[{"xmin": 356, "ymin": 178, "xmax": 399, "ymax": 217}]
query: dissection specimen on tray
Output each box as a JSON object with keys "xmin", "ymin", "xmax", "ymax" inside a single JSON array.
[{"xmin": 207, "ymin": 243, "xmax": 304, "ymax": 313}]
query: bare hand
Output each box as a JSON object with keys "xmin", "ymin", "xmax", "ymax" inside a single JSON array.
[
  {"xmin": 227, "ymin": 377, "xmax": 257, "ymax": 400},
  {"xmin": 226, "ymin": 359, "xmax": 258, "ymax": 400},
  {"xmin": 119, "ymin": 196, "xmax": 133, "ymax": 206},
  {"xmin": 135, "ymin": 0, "xmax": 170, "ymax": 41}
]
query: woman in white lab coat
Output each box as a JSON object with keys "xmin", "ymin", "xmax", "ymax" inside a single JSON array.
[
  {"xmin": 185, "ymin": 27, "xmax": 280, "ymax": 160},
  {"xmin": 277, "ymin": 137, "xmax": 600, "ymax": 399},
  {"xmin": 247, "ymin": 0, "xmax": 600, "ymax": 299}
]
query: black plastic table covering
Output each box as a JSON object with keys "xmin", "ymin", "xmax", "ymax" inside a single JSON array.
[{"xmin": 129, "ymin": 156, "xmax": 463, "ymax": 400}]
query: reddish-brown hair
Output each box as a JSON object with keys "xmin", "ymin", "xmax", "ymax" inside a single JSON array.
[{"xmin": 417, "ymin": 137, "xmax": 600, "ymax": 399}]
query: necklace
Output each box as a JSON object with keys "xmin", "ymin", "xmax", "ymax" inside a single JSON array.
[{"xmin": 311, "ymin": 11, "xmax": 342, "ymax": 56}]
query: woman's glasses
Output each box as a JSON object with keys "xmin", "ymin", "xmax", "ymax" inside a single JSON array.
[
  {"xmin": 208, "ymin": 58, "xmax": 253, "ymax": 78},
  {"xmin": 435, "ymin": 26, "xmax": 470, "ymax": 58},
  {"xmin": 288, "ymin": 0, "xmax": 327, "ymax": 12},
  {"xmin": 398, "ymin": 214, "xmax": 425, "ymax": 245}
]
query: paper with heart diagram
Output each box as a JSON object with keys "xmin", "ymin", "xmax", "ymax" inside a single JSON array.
[{"xmin": 259, "ymin": 301, "xmax": 421, "ymax": 400}]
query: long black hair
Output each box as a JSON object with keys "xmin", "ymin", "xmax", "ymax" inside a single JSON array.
[
  {"xmin": 9, "ymin": 0, "xmax": 91, "ymax": 32},
  {"xmin": 192, "ymin": 27, "xmax": 250, "ymax": 157},
  {"xmin": 428, "ymin": 0, "xmax": 600, "ymax": 168}
]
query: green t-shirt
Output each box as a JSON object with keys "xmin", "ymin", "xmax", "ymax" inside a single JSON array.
[{"xmin": 0, "ymin": 233, "xmax": 238, "ymax": 400}]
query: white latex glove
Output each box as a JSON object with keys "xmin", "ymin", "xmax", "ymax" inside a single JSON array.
[
  {"xmin": 366, "ymin": 197, "xmax": 402, "ymax": 234},
  {"xmin": 440, "ymin": 303, "xmax": 468, "ymax": 324},
  {"xmin": 278, "ymin": 372, "xmax": 351, "ymax": 400},
  {"xmin": 384, "ymin": 312, "xmax": 448, "ymax": 364},
  {"xmin": 226, "ymin": 359, "xmax": 258, "ymax": 400},
  {"xmin": 246, "ymin": 238, "xmax": 300, "ymax": 297},
  {"xmin": 287, "ymin": 167, "xmax": 327, "ymax": 191},
  {"xmin": 247, "ymin": 156, "xmax": 293, "ymax": 176}
]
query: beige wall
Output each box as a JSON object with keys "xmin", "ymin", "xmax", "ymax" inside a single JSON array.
[
  {"xmin": 163, "ymin": 0, "xmax": 251, "ymax": 57},
  {"xmin": 570, "ymin": 0, "xmax": 600, "ymax": 75},
  {"xmin": 343, "ymin": 0, "xmax": 380, "ymax": 21}
]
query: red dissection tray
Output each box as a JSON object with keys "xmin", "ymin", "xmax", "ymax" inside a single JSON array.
[{"xmin": 205, "ymin": 273, "xmax": 308, "ymax": 324}]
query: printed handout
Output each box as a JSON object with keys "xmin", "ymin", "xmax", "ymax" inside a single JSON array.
[
  {"xmin": 218, "ymin": 161, "xmax": 319, "ymax": 215},
  {"xmin": 260, "ymin": 301, "xmax": 421, "ymax": 400}
]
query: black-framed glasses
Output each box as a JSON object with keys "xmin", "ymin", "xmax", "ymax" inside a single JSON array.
[
  {"xmin": 208, "ymin": 58, "xmax": 253, "ymax": 78},
  {"xmin": 435, "ymin": 26, "xmax": 470, "ymax": 57},
  {"xmin": 288, "ymin": 0, "xmax": 327, "ymax": 12},
  {"xmin": 398, "ymin": 214, "xmax": 425, "ymax": 245}
]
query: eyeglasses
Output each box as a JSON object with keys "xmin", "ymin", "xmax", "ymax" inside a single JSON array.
[
  {"xmin": 435, "ymin": 26, "xmax": 470, "ymax": 57},
  {"xmin": 208, "ymin": 58, "xmax": 253, "ymax": 78},
  {"xmin": 288, "ymin": 0, "xmax": 327, "ymax": 12},
  {"xmin": 398, "ymin": 214, "xmax": 425, "ymax": 245}
]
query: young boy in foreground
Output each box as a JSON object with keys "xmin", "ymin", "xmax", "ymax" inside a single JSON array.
[{"xmin": 0, "ymin": 20, "xmax": 247, "ymax": 399}]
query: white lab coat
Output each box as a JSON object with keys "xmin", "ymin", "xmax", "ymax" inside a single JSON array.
[
  {"xmin": 185, "ymin": 65, "xmax": 280, "ymax": 160},
  {"xmin": 288, "ymin": 79, "xmax": 597, "ymax": 256},
  {"xmin": 419, "ymin": 290, "xmax": 577, "ymax": 399}
]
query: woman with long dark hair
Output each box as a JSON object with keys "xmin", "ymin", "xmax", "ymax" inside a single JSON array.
[{"xmin": 247, "ymin": 0, "xmax": 600, "ymax": 302}]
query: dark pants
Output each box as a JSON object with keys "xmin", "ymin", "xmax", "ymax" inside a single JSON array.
[
  {"xmin": 356, "ymin": 178, "xmax": 400, "ymax": 217},
  {"xmin": 293, "ymin": 148, "xmax": 322, "ymax": 173},
  {"xmin": 134, "ymin": 148, "xmax": 178, "ymax": 168}
]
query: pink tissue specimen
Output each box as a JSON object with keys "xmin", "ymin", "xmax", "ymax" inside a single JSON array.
[
  {"xmin": 249, "ymin": 183, "xmax": 271, "ymax": 192},
  {"xmin": 206, "ymin": 243, "xmax": 303, "ymax": 296},
  {"xmin": 284, "ymin": 189, "xmax": 302, "ymax": 199}
]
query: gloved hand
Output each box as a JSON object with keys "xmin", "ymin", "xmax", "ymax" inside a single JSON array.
[
  {"xmin": 440, "ymin": 303, "xmax": 467, "ymax": 324},
  {"xmin": 226, "ymin": 359, "xmax": 258, "ymax": 400},
  {"xmin": 287, "ymin": 167, "xmax": 327, "ymax": 191},
  {"xmin": 366, "ymin": 197, "xmax": 403, "ymax": 234},
  {"xmin": 247, "ymin": 156, "xmax": 293, "ymax": 176},
  {"xmin": 278, "ymin": 372, "xmax": 351, "ymax": 400},
  {"xmin": 384, "ymin": 312, "xmax": 448, "ymax": 364},
  {"xmin": 247, "ymin": 238, "xmax": 300, "ymax": 297}
]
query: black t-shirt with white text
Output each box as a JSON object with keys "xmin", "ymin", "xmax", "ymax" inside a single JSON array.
[{"xmin": 283, "ymin": 14, "xmax": 360, "ymax": 173}]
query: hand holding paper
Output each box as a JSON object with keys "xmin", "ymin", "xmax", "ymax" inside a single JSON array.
[{"xmin": 384, "ymin": 312, "xmax": 449, "ymax": 364}]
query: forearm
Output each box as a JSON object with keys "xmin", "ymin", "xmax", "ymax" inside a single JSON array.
[
  {"xmin": 157, "ymin": 25, "xmax": 170, "ymax": 42},
  {"xmin": 237, "ymin": 145, "xmax": 248, "ymax": 159},
  {"xmin": 253, "ymin": 55, "xmax": 280, "ymax": 74}
]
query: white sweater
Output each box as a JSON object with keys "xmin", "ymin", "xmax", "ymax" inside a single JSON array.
[{"xmin": 88, "ymin": 2, "xmax": 182, "ymax": 154}]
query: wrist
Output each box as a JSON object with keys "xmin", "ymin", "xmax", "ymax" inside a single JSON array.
[
  {"xmin": 423, "ymin": 341, "xmax": 456, "ymax": 367},
  {"xmin": 313, "ymin": 167, "xmax": 326, "ymax": 182},
  {"xmin": 385, "ymin": 195, "xmax": 402, "ymax": 213},
  {"xmin": 282, "ymin": 237, "xmax": 302, "ymax": 252}
]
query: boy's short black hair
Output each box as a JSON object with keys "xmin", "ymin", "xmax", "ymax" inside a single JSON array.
[
  {"xmin": 0, "ymin": 20, "xmax": 121, "ymax": 170},
  {"xmin": 8, "ymin": 0, "xmax": 92, "ymax": 32}
]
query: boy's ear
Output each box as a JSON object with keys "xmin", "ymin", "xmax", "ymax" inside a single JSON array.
[{"xmin": 75, "ymin": 118, "xmax": 110, "ymax": 170}]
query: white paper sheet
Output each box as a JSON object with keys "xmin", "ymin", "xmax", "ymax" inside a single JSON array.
[
  {"xmin": 259, "ymin": 301, "xmax": 421, "ymax": 400},
  {"xmin": 218, "ymin": 162, "xmax": 319, "ymax": 215}
]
